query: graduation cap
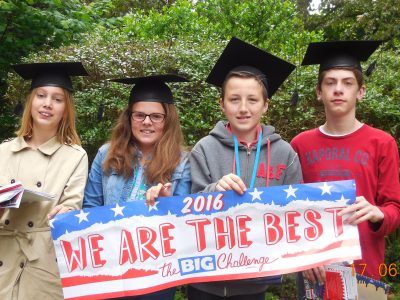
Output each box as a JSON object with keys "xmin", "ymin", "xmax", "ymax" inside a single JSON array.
[
  {"xmin": 301, "ymin": 40, "xmax": 382, "ymax": 73},
  {"xmin": 111, "ymin": 74, "xmax": 188, "ymax": 104},
  {"xmin": 206, "ymin": 37, "xmax": 296, "ymax": 98},
  {"xmin": 12, "ymin": 62, "xmax": 88, "ymax": 92}
]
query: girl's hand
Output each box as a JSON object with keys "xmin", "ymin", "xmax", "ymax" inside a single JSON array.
[
  {"xmin": 146, "ymin": 183, "xmax": 172, "ymax": 206},
  {"xmin": 216, "ymin": 173, "xmax": 246, "ymax": 195},
  {"xmin": 48, "ymin": 204, "xmax": 74, "ymax": 220}
]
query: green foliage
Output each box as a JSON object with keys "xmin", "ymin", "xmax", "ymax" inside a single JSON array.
[{"xmin": 303, "ymin": 0, "xmax": 400, "ymax": 47}]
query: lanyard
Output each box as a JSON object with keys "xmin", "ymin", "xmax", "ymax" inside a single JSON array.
[{"xmin": 233, "ymin": 131, "xmax": 262, "ymax": 189}]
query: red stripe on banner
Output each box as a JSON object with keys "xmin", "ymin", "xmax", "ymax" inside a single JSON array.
[
  {"xmin": 65, "ymin": 255, "xmax": 363, "ymax": 300},
  {"xmin": 61, "ymin": 268, "xmax": 158, "ymax": 287},
  {"xmin": 282, "ymin": 238, "xmax": 359, "ymax": 258}
]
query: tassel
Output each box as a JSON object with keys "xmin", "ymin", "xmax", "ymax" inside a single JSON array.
[
  {"xmin": 14, "ymin": 101, "xmax": 23, "ymax": 116},
  {"xmin": 97, "ymin": 103, "xmax": 104, "ymax": 122},
  {"xmin": 365, "ymin": 60, "xmax": 377, "ymax": 76},
  {"xmin": 290, "ymin": 91, "xmax": 299, "ymax": 106}
]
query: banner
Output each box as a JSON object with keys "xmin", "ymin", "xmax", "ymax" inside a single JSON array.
[{"xmin": 51, "ymin": 180, "xmax": 361, "ymax": 299}]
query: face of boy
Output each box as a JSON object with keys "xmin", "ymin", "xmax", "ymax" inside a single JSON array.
[
  {"xmin": 317, "ymin": 69, "xmax": 365, "ymax": 118},
  {"xmin": 220, "ymin": 77, "xmax": 268, "ymax": 142}
]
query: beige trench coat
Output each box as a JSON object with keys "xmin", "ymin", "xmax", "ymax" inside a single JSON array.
[{"xmin": 0, "ymin": 137, "xmax": 88, "ymax": 300}]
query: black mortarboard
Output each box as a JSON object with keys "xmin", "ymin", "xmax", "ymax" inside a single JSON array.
[
  {"xmin": 111, "ymin": 74, "xmax": 188, "ymax": 104},
  {"xmin": 301, "ymin": 40, "xmax": 382, "ymax": 73},
  {"xmin": 206, "ymin": 37, "xmax": 296, "ymax": 98},
  {"xmin": 12, "ymin": 62, "xmax": 88, "ymax": 92}
]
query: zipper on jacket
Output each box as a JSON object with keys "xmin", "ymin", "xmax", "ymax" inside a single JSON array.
[
  {"xmin": 224, "ymin": 286, "xmax": 227, "ymax": 296},
  {"xmin": 244, "ymin": 146, "xmax": 252, "ymax": 185}
]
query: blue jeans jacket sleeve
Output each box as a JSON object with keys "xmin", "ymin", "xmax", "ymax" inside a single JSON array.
[
  {"xmin": 83, "ymin": 144, "xmax": 109, "ymax": 208},
  {"xmin": 172, "ymin": 151, "xmax": 191, "ymax": 197}
]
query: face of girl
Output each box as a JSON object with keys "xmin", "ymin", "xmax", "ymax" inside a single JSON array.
[
  {"xmin": 31, "ymin": 86, "xmax": 66, "ymax": 134},
  {"xmin": 130, "ymin": 101, "xmax": 166, "ymax": 154},
  {"xmin": 220, "ymin": 77, "xmax": 268, "ymax": 142}
]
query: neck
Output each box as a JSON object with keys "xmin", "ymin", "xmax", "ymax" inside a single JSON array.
[
  {"xmin": 138, "ymin": 145, "xmax": 154, "ymax": 164},
  {"xmin": 231, "ymin": 126, "xmax": 259, "ymax": 144},
  {"xmin": 28, "ymin": 126, "xmax": 57, "ymax": 149},
  {"xmin": 323, "ymin": 114, "xmax": 362, "ymax": 135}
]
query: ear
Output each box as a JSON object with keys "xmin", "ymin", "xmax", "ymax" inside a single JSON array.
[
  {"xmin": 316, "ymin": 86, "xmax": 322, "ymax": 101},
  {"xmin": 357, "ymin": 85, "xmax": 366, "ymax": 101},
  {"xmin": 219, "ymin": 98, "xmax": 225, "ymax": 112},
  {"xmin": 263, "ymin": 99, "xmax": 269, "ymax": 113}
]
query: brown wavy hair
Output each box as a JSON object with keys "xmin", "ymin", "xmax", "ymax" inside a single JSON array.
[
  {"xmin": 103, "ymin": 102, "xmax": 184, "ymax": 184},
  {"xmin": 16, "ymin": 88, "xmax": 81, "ymax": 145}
]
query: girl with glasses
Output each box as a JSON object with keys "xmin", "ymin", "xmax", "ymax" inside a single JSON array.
[{"xmin": 83, "ymin": 74, "xmax": 191, "ymax": 300}]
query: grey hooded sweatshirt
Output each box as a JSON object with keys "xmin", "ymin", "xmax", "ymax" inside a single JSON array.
[{"xmin": 189, "ymin": 121, "xmax": 303, "ymax": 297}]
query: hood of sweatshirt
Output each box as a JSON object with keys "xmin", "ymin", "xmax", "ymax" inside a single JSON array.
[{"xmin": 209, "ymin": 121, "xmax": 282, "ymax": 148}]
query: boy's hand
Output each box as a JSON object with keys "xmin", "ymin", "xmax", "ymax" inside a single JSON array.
[
  {"xmin": 338, "ymin": 196, "xmax": 384, "ymax": 225},
  {"xmin": 303, "ymin": 266, "xmax": 326, "ymax": 284},
  {"xmin": 146, "ymin": 183, "xmax": 172, "ymax": 206},
  {"xmin": 216, "ymin": 173, "xmax": 246, "ymax": 195}
]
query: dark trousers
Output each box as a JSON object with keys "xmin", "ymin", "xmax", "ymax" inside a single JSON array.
[
  {"xmin": 109, "ymin": 287, "xmax": 176, "ymax": 300},
  {"xmin": 187, "ymin": 285, "xmax": 265, "ymax": 300}
]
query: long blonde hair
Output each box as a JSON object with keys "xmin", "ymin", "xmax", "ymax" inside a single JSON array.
[
  {"xmin": 103, "ymin": 103, "xmax": 184, "ymax": 184},
  {"xmin": 16, "ymin": 87, "xmax": 81, "ymax": 145}
]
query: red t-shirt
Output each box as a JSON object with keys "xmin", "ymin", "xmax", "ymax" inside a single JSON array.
[{"xmin": 291, "ymin": 124, "xmax": 400, "ymax": 279}]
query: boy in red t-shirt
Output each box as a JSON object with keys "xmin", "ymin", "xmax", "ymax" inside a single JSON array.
[{"xmin": 291, "ymin": 41, "xmax": 400, "ymax": 292}]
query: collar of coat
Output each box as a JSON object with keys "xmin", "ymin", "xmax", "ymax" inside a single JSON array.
[{"xmin": 11, "ymin": 136, "xmax": 62, "ymax": 156}]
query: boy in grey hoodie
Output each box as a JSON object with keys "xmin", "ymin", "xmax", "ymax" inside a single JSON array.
[{"xmin": 189, "ymin": 37, "xmax": 303, "ymax": 299}]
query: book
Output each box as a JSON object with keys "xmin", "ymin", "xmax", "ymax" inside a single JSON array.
[
  {"xmin": 0, "ymin": 181, "xmax": 56, "ymax": 208},
  {"xmin": 303, "ymin": 263, "xmax": 357, "ymax": 299},
  {"xmin": 303, "ymin": 265, "xmax": 391, "ymax": 300}
]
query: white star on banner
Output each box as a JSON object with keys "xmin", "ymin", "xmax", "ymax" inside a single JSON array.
[
  {"xmin": 339, "ymin": 194, "xmax": 349, "ymax": 203},
  {"xmin": 249, "ymin": 188, "xmax": 263, "ymax": 201},
  {"xmin": 284, "ymin": 185, "xmax": 298, "ymax": 198},
  {"xmin": 319, "ymin": 182, "xmax": 333, "ymax": 195},
  {"xmin": 148, "ymin": 201, "xmax": 159, "ymax": 212},
  {"xmin": 111, "ymin": 203, "xmax": 125, "ymax": 217},
  {"xmin": 49, "ymin": 219, "xmax": 55, "ymax": 229},
  {"xmin": 75, "ymin": 210, "xmax": 89, "ymax": 223}
]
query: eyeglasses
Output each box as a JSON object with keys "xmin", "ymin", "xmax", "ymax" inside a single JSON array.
[{"xmin": 131, "ymin": 111, "xmax": 166, "ymax": 123}]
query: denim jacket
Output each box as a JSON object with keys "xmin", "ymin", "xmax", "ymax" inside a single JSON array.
[{"xmin": 83, "ymin": 144, "xmax": 191, "ymax": 208}]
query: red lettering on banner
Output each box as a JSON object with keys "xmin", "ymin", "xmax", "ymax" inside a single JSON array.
[
  {"xmin": 61, "ymin": 238, "xmax": 87, "ymax": 272},
  {"xmin": 263, "ymin": 213, "xmax": 284, "ymax": 245},
  {"xmin": 88, "ymin": 234, "xmax": 106, "ymax": 268},
  {"xmin": 214, "ymin": 217, "xmax": 236, "ymax": 250},
  {"xmin": 137, "ymin": 227, "xmax": 160, "ymax": 261},
  {"xmin": 119, "ymin": 229, "xmax": 138, "ymax": 265},
  {"xmin": 325, "ymin": 207, "xmax": 345, "ymax": 237},
  {"xmin": 285, "ymin": 211, "xmax": 301, "ymax": 243},
  {"xmin": 186, "ymin": 218, "xmax": 212, "ymax": 252},
  {"xmin": 304, "ymin": 210, "xmax": 323, "ymax": 241},
  {"xmin": 159, "ymin": 223, "xmax": 176, "ymax": 257},
  {"xmin": 159, "ymin": 262, "xmax": 180, "ymax": 277},
  {"xmin": 236, "ymin": 215, "xmax": 252, "ymax": 248}
]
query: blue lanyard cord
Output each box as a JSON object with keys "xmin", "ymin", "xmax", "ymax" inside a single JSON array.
[
  {"xmin": 250, "ymin": 132, "xmax": 262, "ymax": 188},
  {"xmin": 233, "ymin": 135, "xmax": 241, "ymax": 177},
  {"xmin": 233, "ymin": 132, "xmax": 263, "ymax": 189}
]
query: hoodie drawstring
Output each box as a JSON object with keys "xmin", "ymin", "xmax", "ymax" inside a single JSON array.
[{"xmin": 266, "ymin": 138, "xmax": 270, "ymax": 187}]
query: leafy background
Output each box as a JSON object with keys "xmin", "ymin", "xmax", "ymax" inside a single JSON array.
[{"xmin": 1, "ymin": 0, "xmax": 399, "ymax": 298}]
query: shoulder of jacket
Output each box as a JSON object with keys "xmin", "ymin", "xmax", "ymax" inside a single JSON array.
[
  {"xmin": 1, "ymin": 137, "xmax": 15, "ymax": 144},
  {"xmin": 67, "ymin": 143, "xmax": 87, "ymax": 155}
]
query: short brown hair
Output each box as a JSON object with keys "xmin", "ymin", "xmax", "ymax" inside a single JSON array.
[
  {"xmin": 221, "ymin": 71, "xmax": 268, "ymax": 101},
  {"xmin": 317, "ymin": 67, "xmax": 363, "ymax": 90}
]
